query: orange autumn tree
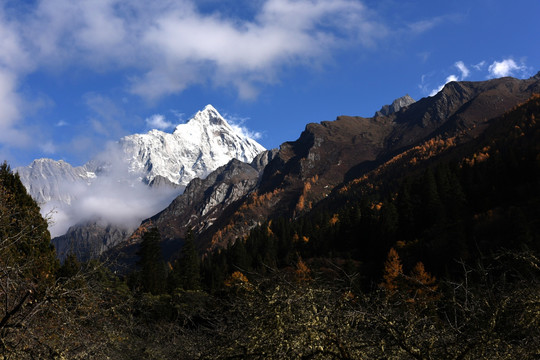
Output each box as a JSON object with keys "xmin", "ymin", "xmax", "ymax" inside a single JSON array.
[
  {"xmin": 295, "ymin": 258, "xmax": 312, "ymax": 283},
  {"xmin": 381, "ymin": 248, "xmax": 438, "ymax": 302},
  {"xmin": 407, "ymin": 261, "xmax": 438, "ymax": 303},
  {"xmin": 224, "ymin": 271, "xmax": 252, "ymax": 291},
  {"xmin": 381, "ymin": 248, "xmax": 403, "ymax": 293}
]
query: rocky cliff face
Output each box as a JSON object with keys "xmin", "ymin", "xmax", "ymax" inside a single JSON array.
[
  {"xmin": 191, "ymin": 74, "xmax": 540, "ymax": 252},
  {"xmin": 375, "ymin": 94, "xmax": 415, "ymax": 117},
  {"xmin": 53, "ymin": 221, "xmax": 131, "ymax": 261},
  {"xmin": 16, "ymin": 105, "xmax": 265, "ymax": 259},
  {"xmin": 111, "ymin": 149, "xmax": 278, "ymax": 263}
]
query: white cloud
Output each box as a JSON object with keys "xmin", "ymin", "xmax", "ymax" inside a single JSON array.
[
  {"xmin": 488, "ymin": 59, "xmax": 526, "ymax": 78},
  {"xmin": 424, "ymin": 57, "xmax": 532, "ymax": 97},
  {"xmin": 0, "ymin": 0, "xmax": 383, "ymax": 102},
  {"xmin": 408, "ymin": 18, "xmax": 442, "ymax": 34},
  {"xmin": 224, "ymin": 113, "xmax": 263, "ymax": 140},
  {"xmin": 46, "ymin": 143, "xmax": 180, "ymax": 237},
  {"xmin": 0, "ymin": 69, "xmax": 30, "ymax": 146},
  {"xmin": 473, "ymin": 61, "xmax": 486, "ymax": 71},
  {"xmin": 55, "ymin": 120, "xmax": 69, "ymax": 127},
  {"xmin": 0, "ymin": 0, "xmax": 387, "ymax": 156},
  {"xmin": 129, "ymin": 0, "xmax": 384, "ymax": 99},
  {"xmin": 429, "ymin": 74, "xmax": 459, "ymax": 96},
  {"xmin": 40, "ymin": 141, "xmax": 56, "ymax": 154},
  {"xmin": 146, "ymin": 114, "xmax": 175, "ymax": 130},
  {"xmin": 455, "ymin": 61, "xmax": 469, "ymax": 79}
]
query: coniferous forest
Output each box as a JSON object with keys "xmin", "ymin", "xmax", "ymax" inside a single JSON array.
[{"xmin": 1, "ymin": 96, "xmax": 540, "ymax": 359}]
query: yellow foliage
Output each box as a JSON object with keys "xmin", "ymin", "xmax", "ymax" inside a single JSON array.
[
  {"xmin": 224, "ymin": 271, "xmax": 251, "ymax": 289},
  {"xmin": 329, "ymin": 213, "xmax": 339, "ymax": 226},
  {"xmin": 381, "ymin": 248, "xmax": 403, "ymax": 293},
  {"xmin": 371, "ymin": 202, "xmax": 383, "ymax": 211},
  {"xmin": 296, "ymin": 194, "xmax": 305, "ymax": 212},
  {"xmin": 267, "ymin": 220, "xmax": 274, "ymax": 237},
  {"xmin": 396, "ymin": 240, "xmax": 406, "ymax": 248},
  {"xmin": 407, "ymin": 262, "xmax": 439, "ymax": 303},
  {"xmin": 295, "ymin": 258, "xmax": 311, "ymax": 282}
]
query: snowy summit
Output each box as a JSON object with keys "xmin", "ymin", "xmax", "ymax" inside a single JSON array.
[
  {"xmin": 121, "ymin": 104, "xmax": 266, "ymax": 187},
  {"xmin": 16, "ymin": 105, "xmax": 266, "ymax": 238}
]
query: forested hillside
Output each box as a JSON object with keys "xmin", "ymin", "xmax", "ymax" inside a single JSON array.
[{"xmin": 1, "ymin": 95, "xmax": 540, "ymax": 359}]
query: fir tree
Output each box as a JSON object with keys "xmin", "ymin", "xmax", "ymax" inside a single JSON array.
[
  {"xmin": 136, "ymin": 227, "xmax": 166, "ymax": 294},
  {"xmin": 171, "ymin": 228, "xmax": 201, "ymax": 291}
]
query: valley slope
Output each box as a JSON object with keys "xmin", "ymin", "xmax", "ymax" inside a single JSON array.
[{"xmin": 117, "ymin": 73, "xmax": 540, "ymax": 263}]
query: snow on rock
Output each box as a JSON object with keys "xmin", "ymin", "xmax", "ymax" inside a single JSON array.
[
  {"xmin": 119, "ymin": 104, "xmax": 265, "ymax": 187},
  {"xmin": 15, "ymin": 104, "xmax": 266, "ymax": 238}
]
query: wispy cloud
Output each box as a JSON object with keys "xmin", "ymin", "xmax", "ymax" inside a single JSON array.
[
  {"xmin": 473, "ymin": 61, "xmax": 486, "ymax": 71},
  {"xmin": 55, "ymin": 120, "xmax": 69, "ymax": 127},
  {"xmin": 40, "ymin": 141, "xmax": 56, "ymax": 154},
  {"xmin": 1, "ymin": 0, "xmax": 386, "ymax": 102},
  {"xmin": 455, "ymin": 61, "xmax": 469, "ymax": 79},
  {"xmin": 429, "ymin": 74, "xmax": 459, "ymax": 96},
  {"xmin": 428, "ymin": 61, "xmax": 468, "ymax": 96},
  {"xmin": 130, "ymin": 0, "xmax": 385, "ymax": 100},
  {"xmin": 487, "ymin": 59, "xmax": 527, "ymax": 78},
  {"xmin": 146, "ymin": 114, "xmax": 175, "ymax": 131},
  {"xmin": 44, "ymin": 143, "xmax": 180, "ymax": 237},
  {"xmin": 224, "ymin": 113, "xmax": 263, "ymax": 141},
  {"xmin": 424, "ymin": 58, "xmax": 531, "ymax": 97},
  {"xmin": 0, "ymin": 69, "xmax": 29, "ymax": 147}
]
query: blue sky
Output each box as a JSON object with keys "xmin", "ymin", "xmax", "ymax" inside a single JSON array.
[{"xmin": 1, "ymin": 0, "xmax": 539, "ymax": 167}]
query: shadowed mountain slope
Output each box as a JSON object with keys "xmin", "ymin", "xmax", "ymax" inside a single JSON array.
[{"xmin": 113, "ymin": 73, "xmax": 540, "ymax": 262}]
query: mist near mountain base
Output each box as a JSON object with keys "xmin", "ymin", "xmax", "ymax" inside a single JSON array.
[{"xmin": 44, "ymin": 144, "xmax": 182, "ymax": 238}]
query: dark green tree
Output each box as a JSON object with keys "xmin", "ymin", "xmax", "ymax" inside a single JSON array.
[
  {"xmin": 170, "ymin": 229, "xmax": 201, "ymax": 291},
  {"xmin": 136, "ymin": 227, "xmax": 167, "ymax": 294}
]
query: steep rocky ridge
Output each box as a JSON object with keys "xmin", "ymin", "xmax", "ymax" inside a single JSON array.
[
  {"xmin": 16, "ymin": 158, "xmax": 96, "ymax": 206},
  {"xmin": 375, "ymin": 94, "xmax": 415, "ymax": 117},
  {"xmin": 17, "ymin": 105, "xmax": 266, "ymax": 260},
  {"xmin": 110, "ymin": 149, "xmax": 278, "ymax": 264},
  {"xmin": 194, "ymin": 74, "xmax": 540, "ymax": 252},
  {"xmin": 107, "ymin": 73, "xmax": 540, "ymax": 262},
  {"xmin": 53, "ymin": 221, "xmax": 131, "ymax": 261}
]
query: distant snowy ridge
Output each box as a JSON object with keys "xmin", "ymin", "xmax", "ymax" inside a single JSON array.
[
  {"xmin": 16, "ymin": 158, "xmax": 95, "ymax": 206},
  {"xmin": 16, "ymin": 104, "xmax": 266, "ymax": 238}
]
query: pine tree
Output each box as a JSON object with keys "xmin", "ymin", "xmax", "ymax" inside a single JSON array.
[
  {"xmin": 0, "ymin": 162, "xmax": 58, "ymax": 285},
  {"xmin": 0, "ymin": 162, "xmax": 59, "ymax": 351},
  {"xmin": 172, "ymin": 229, "xmax": 201, "ymax": 291},
  {"xmin": 136, "ymin": 227, "xmax": 166, "ymax": 294}
]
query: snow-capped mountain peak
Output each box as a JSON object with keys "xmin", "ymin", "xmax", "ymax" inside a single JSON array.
[
  {"xmin": 176, "ymin": 104, "xmax": 226, "ymax": 130},
  {"xmin": 121, "ymin": 104, "xmax": 265, "ymax": 187},
  {"xmin": 16, "ymin": 104, "xmax": 266, "ymax": 238}
]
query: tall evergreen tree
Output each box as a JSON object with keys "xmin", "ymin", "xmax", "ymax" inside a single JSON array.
[
  {"xmin": 0, "ymin": 162, "xmax": 59, "ymax": 353},
  {"xmin": 136, "ymin": 227, "xmax": 166, "ymax": 294},
  {"xmin": 171, "ymin": 229, "xmax": 201, "ymax": 291}
]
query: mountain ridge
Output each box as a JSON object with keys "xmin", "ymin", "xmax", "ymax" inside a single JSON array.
[
  {"xmin": 113, "ymin": 74, "xmax": 540, "ymax": 260},
  {"xmin": 16, "ymin": 105, "xmax": 266, "ymax": 259}
]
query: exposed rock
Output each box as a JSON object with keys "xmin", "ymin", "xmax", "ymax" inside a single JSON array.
[
  {"xmin": 375, "ymin": 94, "xmax": 415, "ymax": 117},
  {"xmin": 53, "ymin": 221, "xmax": 131, "ymax": 262},
  {"xmin": 17, "ymin": 105, "xmax": 265, "ymax": 259}
]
